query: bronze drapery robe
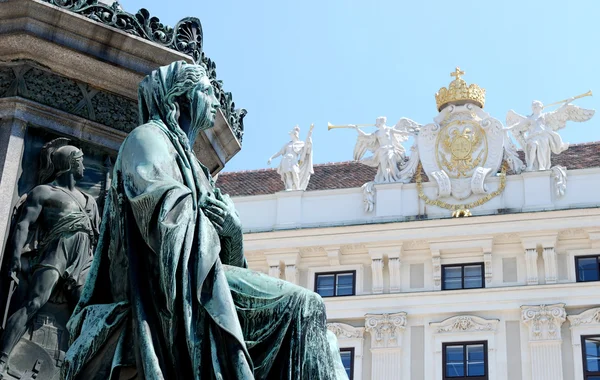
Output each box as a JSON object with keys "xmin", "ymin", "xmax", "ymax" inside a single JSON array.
[{"xmin": 62, "ymin": 62, "xmax": 347, "ymax": 380}]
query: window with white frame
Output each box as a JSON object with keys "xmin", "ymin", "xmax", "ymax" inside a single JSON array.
[
  {"xmin": 442, "ymin": 263, "xmax": 484, "ymax": 290},
  {"xmin": 430, "ymin": 315, "xmax": 498, "ymax": 380},
  {"xmin": 340, "ymin": 348, "xmax": 354, "ymax": 380},
  {"xmin": 326, "ymin": 322, "xmax": 364, "ymax": 380},
  {"xmin": 314, "ymin": 271, "xmax": 355, "ymax": 297},
  {"xmin": 567, "ymin": 307, "xmax": 600, "ymax": 379},
  {"xmin": 443, "ymin": 341, "xmax": 488, "ymax": 380},
  {"xmin": 576, "ymin": 255, "xmax": 600, "ymax": 282},
  {"xmin": 582, "ymin": 335, "xmax": 600, "ymax": 380}
]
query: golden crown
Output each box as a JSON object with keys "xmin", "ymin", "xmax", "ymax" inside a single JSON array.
[{"xmin": 435, "ymin": 67, "xmax": 486, "ymax": 111}]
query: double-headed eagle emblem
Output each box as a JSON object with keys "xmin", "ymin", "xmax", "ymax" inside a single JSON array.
[{"xmin": 437, "ymin": 122, "xmax": 487, "ymax": 178}]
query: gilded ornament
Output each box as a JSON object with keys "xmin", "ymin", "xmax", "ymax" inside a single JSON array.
[
  {"xmin": 435, "ymin": 67, "xmax": 486, "ymax": 111},
  {"xmin": 416, "ymin": 161, "xmax": 507, "ymax": 217},
  {"xmin": 436, "ymin": 120, "xmax": 488, "ymax": 179}
]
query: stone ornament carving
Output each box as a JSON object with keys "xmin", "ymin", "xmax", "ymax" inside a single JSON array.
[
  {"xmin": 506, "ymin": 96, "xmax": 594, "ymax": 172},
  {"xmin": 354, "ymin": 68, "xmax": 525, "ymax": 216},
  {"xmin": 567, "ymin": 307, "xmax": 600, "ymax": 327},
  {"xmin": 40, "ymin": 1, "xmax": 247, "ymax": 142},
  {"xmin": 0, "ymin": 138, "xmax": 100, "ymax": 378},
  {"xmin": 365, "ymin": 312, "xmax": 407, "ymax": 349},
  {"xmin": 417, "ymin": 102, "xmax": 508, "ymax": 201},
  {"xmin": 521, "ymin": 303, "xmax": 566, "ymax": 341},
  {"xmin": 0, "ymin": 63, "xmax": 138, "ymax": 132},
  {"xmin": 327, "ymin": 323, "xmax": 365, "ymax": 339},
  {"xmin": 268, "ymin": 125, "xmax": 314, "ymax": 191},
  {"xmin": 431, "ymin": 315, "xmax": 499, "ymax": 334},
  {"xmin": 551, "ymin": 165, "xmax": 567, "ymax": 198},
  {"xmin": 361, "ymin": 181, "xmax": 376, "ymax": 213},
  {"xmin": 42, "ymin": 0, "xmax": 204, "ymax": 62}
]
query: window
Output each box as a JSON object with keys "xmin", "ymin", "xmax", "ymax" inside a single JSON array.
[
  {"xmin": 443, "ymin": 341, "xmax": 488, "ymax": 379},
  {"xmin": 315, "ymin": 271, "xmax": 355, "ymax": 297},
  {"xmin": 442, "ymin": 263, "xmax": 484, "ymax": 290},
  {"xmin": 339, "ymin": 348, "xmax": 354, "ymax": 380},
  {"xmin": 576, "ymin": 256, "xmax": 600, "ymax": 282},
  {"xmin": 583, "ymin": 336, "xmax": 600, "ymax": 380}
]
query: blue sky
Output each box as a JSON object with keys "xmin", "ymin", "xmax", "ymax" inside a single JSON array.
[{"xmin": 125, "ymin": 0, "xmax": 599, "ymax": 172}]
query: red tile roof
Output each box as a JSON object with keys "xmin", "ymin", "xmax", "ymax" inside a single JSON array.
[{"xmin": 217, "ymin": 141, "xmax": 600, "ymax": 197}]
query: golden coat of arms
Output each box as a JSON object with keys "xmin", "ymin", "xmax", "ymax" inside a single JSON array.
[{"xmin": 414, "ymin": 68, "xmax": 521, "ymax": 205}]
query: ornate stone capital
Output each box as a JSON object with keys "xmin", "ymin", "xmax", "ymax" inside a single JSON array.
[
  {"xmin": 365, "ymin": 312, "xmax": 407, "ymax": 349},
  {"xmin": 521, "ymin": 304, "xmax": 566, "ymax": 341},
  {"xmin": 567, "ymin": 307, "xmax": 600, "ymax": 328},
  {"xmin": 327, "ymin": 323, "xmax": 365, "ymax": 339},
  {"xmin": 431, "ymin": 315, "xmax": 499, "ymax": 334}
]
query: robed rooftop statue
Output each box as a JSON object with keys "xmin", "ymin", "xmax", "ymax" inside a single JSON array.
[{"xmin": 62, "ymin": 61, "xmax": 347, "ymax": 380}]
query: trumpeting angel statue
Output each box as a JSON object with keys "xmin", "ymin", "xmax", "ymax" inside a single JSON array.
[
  {"xmin": 351, "ymin": 116, "xmax": 411, "ymax": 183},
  {"xmin": 506, "ymin": 92, "xmax": 595, "ymax": 171}
]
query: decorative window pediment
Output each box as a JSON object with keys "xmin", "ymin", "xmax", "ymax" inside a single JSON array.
[
  {"xmin": 431, "ymin": 315, "xmax": 499, "ymax": 334},
  {"xmin": 327, "ymin": 323, "xmax": 364, "ymax": 339}
]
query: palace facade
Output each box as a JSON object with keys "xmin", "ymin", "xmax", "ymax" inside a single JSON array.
[{"xmin": 218, "ymin": 141, "xmax": 600, "ymax": 380}]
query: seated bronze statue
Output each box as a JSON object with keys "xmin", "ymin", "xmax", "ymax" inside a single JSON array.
[{"xmin": 62, "ymin": 61, "xmax": 348, "ymax": 380}]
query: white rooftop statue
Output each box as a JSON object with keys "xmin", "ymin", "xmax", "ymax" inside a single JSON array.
[
  {"xmin": 351, "ymin": 117, "xmax": 410, "ymax": 183},
  {"xmin": 268, "ymin": 124, "xmax": 314, "ymax": 191},
  {"xmin": 506, "ymin": 93, "xmax": 595, "ymax": 171}
]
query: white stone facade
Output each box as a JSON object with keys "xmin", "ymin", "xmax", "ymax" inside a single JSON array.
[{"xmin": 233, "ymin": 166, "xmax": 600, "ymax": 380}]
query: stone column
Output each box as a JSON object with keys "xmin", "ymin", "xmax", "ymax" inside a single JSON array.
[
  {"xmin": 521, "ymin": 304, "xmax": 566, "ymax": 380},
  {"xmin": 542, "ymin": 247, "xmax": 557, "ymax": 284},
  {"xmin": 0, "ymin": 116, "xmax": 27, "ymax": 259},
  {"xmin": 365, "ymin": 312, "xmax": 407, "ymax": 380}
]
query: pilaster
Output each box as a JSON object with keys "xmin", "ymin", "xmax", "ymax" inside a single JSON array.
[
  {"xmin": 268, "ymin": 264, "xmax": 281, "ymax": 279},
  {"xmin": 542, "ymin": 247, "xmax": 557, "ymax": 284},
  {"xmin": 521, "ymin": 303, "xmax": 566, "ymax": 380},
  {"xmin": 265, "ymin": 249, "xmax": 300, "ymax": 283},
  {"xmin": 431, "ymin": 249, "xmax": 441, "ymax": 291},
  {"xmin": 365, "ymin": 312, "xmax": 407, "ymax": 380},
  {"xmin": 524, "ymin": 248, "xmax": 539, "ymax": 285},
  {"xmin": 0, "ymin": 116, "xmax": 27, "ymax": 258},
  {"xmin": 368, "ymin": 247, "xmax": 385, "ymax": 294}
]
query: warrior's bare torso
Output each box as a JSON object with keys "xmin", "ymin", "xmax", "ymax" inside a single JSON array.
[{"xmin": 31, "ymin": 184, "xmax": 88, "ymax": 227}]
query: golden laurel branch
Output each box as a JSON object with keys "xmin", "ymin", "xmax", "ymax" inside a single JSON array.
[{"xmin": 415, "ymin": 161, "xmax": 508, "ymax": 218}]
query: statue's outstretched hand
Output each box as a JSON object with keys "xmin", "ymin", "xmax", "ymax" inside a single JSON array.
[{"xmin": 203, "ymin": 190, "xmax": 242, "ymax": 238}]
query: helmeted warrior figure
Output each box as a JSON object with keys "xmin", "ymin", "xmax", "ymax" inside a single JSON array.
[
  {"xmin": 0, "ymin": 138, "xmax": 99, "ymax": 376},
  {"xmin": 267, "ymin": 124, "xmax": 314, "ymax": 191}
]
